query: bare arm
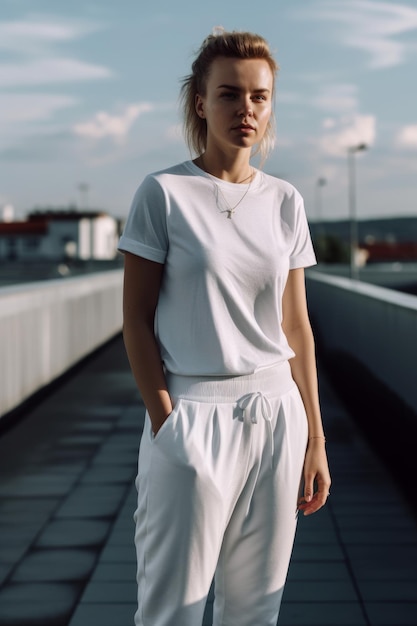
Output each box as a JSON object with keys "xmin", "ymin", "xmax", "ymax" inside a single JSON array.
[
  {"xmin": 282, "ymin": 268, "xmax": 331, "ymax": 515},
  {"xmin": 122, "ymin": 252, "xmax": 172, "ymax": 434}
]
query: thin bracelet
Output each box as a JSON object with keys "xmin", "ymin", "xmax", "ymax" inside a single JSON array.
[{"xmin": 309, "ymin": 436, "xmax": 326, "ymax": 441}]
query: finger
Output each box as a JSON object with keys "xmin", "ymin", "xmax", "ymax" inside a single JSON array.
[
  {"xmin": 300, "ymin": 488, "xmax": 331, "ymax": 516},
  {"xmin": 299, "ymin": 495, "xmax": 321, "ymax": 516},
  {"xmin": 303, "ymin": 473, "xmax": 315, "ymax": 503}
]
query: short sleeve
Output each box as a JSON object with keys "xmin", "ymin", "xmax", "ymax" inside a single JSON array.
[
  {"xmin": 118, "ymin": 175, "xmax": 168, "ymax": 263},
  {"xmin": 289, "ymin": 189, "xmax": 317, "ymax": 270}
]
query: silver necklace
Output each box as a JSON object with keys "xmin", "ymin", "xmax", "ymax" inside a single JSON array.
[{"xmin": 211, "ymin": 168, "xmax": 255, "ymax": 219}]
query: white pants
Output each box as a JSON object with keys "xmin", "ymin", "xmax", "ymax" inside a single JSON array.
[{"xmin": 134, "ymin": 361, "xmax": 308, "ymax": 626}]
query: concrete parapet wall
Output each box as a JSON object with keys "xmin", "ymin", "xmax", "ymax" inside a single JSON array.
[
  {"xmin": 3, "ymin": 268, "xmax": 415, "ymax": 420},
  {"xmin": 306, "ymin": 270, "xmax": 417, "ymax": 414},
  {"xmin": 0, "ymin": 270, "xmax": 123, "ymax": 418}
]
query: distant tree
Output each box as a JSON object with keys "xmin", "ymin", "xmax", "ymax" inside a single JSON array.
[{"xmin": 314, "ymin": 234, "xmax": 350, "ymax": 264}]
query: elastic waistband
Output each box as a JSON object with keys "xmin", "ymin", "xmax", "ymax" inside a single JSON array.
[{"xmin": 166, "ymin": 361, "xmax": 295, "ymax": 403}]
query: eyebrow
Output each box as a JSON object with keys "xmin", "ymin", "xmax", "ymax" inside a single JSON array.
[{"xmin": 216, "ymin": 84, "xmax": 271, "ymax": 93}]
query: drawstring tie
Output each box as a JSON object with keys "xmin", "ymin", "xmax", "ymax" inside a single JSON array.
[{"xmin": 237, "ymin": 392, "xmax": 274, "ymax": 467}]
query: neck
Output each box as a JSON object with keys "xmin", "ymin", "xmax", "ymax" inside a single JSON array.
[{"xmin": 195, "ymin": 149, "xmax": 253, "ymax": 183}]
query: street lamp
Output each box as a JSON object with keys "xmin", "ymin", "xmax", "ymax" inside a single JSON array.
[
  {"xmin": 347, "ymin": 143, "xmax": 367, "ymax": 280},
  {"xmin": 77, "ymin": 183, "xmax": 90, "ymax": 211},
  {"xmin": 315, "ymin": 177, "xmax": 327, "ymax": 235},
  {"xmin": 314, "ymin": 177, "xmax": 327, "ymax": 261}
]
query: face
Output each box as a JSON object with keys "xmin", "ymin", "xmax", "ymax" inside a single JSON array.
[{"xmin": 195, "ymin": 57, "xmax": 274, "ymax": 154}]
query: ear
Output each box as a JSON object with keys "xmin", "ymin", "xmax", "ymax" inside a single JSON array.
[{"xmin": 195, "ymin": 94, "xmax": 205, "ymax": 119}]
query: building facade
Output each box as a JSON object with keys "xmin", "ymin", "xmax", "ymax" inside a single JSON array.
[{"xmin": 0, "ymin": 210, "xmax": 120, "ymax": 261}]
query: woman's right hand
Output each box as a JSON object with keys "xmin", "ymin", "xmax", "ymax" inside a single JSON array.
[
  {"xmin": 151, "ymin": 409, "xmax": 172, "ymax": 437},
  {"xmin": 122, "ymin": 253, "xmax": 173, "ymax": 435}
]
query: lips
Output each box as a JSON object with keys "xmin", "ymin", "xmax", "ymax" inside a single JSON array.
[{"xmin": 233, "ymin": 124, "xmax": 255, "ymax": 131}]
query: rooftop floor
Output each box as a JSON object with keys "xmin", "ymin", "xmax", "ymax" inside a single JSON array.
[{"xmin": 0, "ymin": 336, "xmax": 416, "ymax": 626}]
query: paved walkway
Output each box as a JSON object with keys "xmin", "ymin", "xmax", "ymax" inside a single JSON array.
[{"xmin": 0, "ymin": 336, "xmax": 416, "ymax": 626}]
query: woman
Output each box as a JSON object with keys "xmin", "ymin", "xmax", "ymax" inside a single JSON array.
[{"xmin": 119, "ymin": 29, "xmax": 331, "ymax": 626}]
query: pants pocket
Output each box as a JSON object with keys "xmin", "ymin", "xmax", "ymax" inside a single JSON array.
[{"xmin": 148, "ymin": 398, "xmax": 183, "ymax": 444}]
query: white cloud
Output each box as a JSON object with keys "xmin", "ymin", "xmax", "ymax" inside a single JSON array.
[
  {"xmin": 275, "ymin": 135, "xmax": 294, "ymax": 148},
  {"xmin": 73, "ymin": 104, "xmax": 154, "ymax": 140},
  {"xmin": 313, "ymin": 84, "xmax": 358, "ymax": 113},
  {"xmin": 319, "ymin": 114, "xmax": 376, "ymax": 156},
  {"xmin": 0, "ymin": 18, "xmax": 99, "ymax": 54},
  {"xmin": 0, "ymin": 16, "xmax": 111, "ymax": 87},
  {"xmin": 396, "ymin": 124, "xmax": 417, "ymax": 149},
  {"xmin": 0, "ymin": 58, "xmax": 111, "ymax": 87},
  {"xmin": 0, "ymin": 20, "xmax": 78, "ymax": 42},
  {"xmin": 0, "ymin": 93, "xmax": 78, "ymax": 153},
  {"xmin": 165, "ymin": 124, "xmax": 183, "ymax": 142},
  {"xmin": 322, "ymin": 118, "xmax": 336, "ymax": 129},
  {"xmin": 0, "ymin": 16, "xmax": 112, "ymax": 155},
  {"xmin": 276, "ymin": 91, "xmax": 301, "ymax": 104},
  {"xmin": 301, "ymin": 0, "xmax": 417, "ymax": 69},
  {"xmin": 0, "ymin": 93, "xmax": 76, "ymax": 125}
]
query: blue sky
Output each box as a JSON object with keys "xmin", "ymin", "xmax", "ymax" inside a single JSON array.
[{"xmin": 1, "ymin": 0, "xmax": 417, "ymax": 222}]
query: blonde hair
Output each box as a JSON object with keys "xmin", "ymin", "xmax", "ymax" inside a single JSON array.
[{"xmin": 180, "ymin": 29, "xmax": 279, "ymax": 160}]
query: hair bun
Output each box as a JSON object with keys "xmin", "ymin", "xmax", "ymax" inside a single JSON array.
[{"xmin": 212, "ymin": 25, "xmax": 225, "ymax": 36}]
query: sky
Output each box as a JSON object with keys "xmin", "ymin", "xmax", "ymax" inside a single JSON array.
[{"xmin": 1, "ymin": 0, "xmax": 417, "ymax": 222}]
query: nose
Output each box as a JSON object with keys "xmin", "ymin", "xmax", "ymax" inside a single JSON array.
[{"xmin": 238, "ymin": 96, "xmax": 253, "ymax": 118}]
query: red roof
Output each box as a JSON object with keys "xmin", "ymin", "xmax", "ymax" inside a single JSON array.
[
  {"xmin": 0, "ymin": 221, "xmax": 48, "ymax": 235},
  {"xmin": 0, "ymin": 210, "xmax": 111, "ymax": 236},
  {"xmin": 363, "ymin": 241, "xmax": 417, "ymax": 261},
  {"xmin": 28, "ymin": 210, "xmax": 107, "ymax": 221}
]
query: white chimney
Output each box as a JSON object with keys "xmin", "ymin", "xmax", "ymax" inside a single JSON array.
[{"xmin": 2, "ymin": 204, "xmax": 14, "ymax": 222}]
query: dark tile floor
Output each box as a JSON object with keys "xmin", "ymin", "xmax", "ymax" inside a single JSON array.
[{"xmin": 0, "ymin": 335, "xmax": 416, "ymax": 626}]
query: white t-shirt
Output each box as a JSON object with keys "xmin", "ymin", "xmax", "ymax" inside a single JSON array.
[{"xmin": 118, "ymin": 160, "xmax": 316, "ymax": 376}]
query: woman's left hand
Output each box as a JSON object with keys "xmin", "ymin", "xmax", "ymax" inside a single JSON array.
[{"xmin": 298, "ymin": 439, "xmax": 331, "ymax": 516}]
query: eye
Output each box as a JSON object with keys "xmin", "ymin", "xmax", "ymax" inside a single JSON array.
[
  {"xmin": 252, "ymin": 94, "xmax": 267, "ymax": 102},
  {"xmin": 220, "ymin": 92, "xmax": 238, "ymax": 100}
]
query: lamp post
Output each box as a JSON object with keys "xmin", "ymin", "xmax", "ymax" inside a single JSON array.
[
  {"xmin": 347, "ymin": 143, "xmax": 367, "ymax": 280},
  {"xmin": 315, "ymin": 177, "xmax": 327, "ymax": 233},
  {"xmin": 314, "ymin": 177, "xmax": 327, "ymax": 261},
  {"xmin": 78, "ymin": 183, "xmax": 90, "ymax": 211}
]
